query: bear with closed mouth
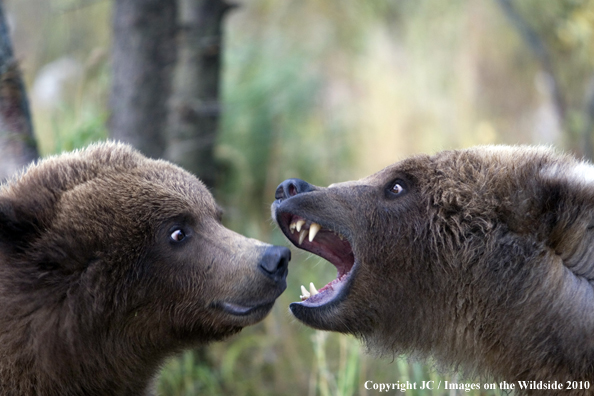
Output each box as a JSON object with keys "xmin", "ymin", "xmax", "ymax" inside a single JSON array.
[
  {"xmin": 0, "ymin": 142, "xmax": 290, "ymax": 395},
  {"xmin": 272, "ymin": 146, "xmax": 594, "ymax": 393}
]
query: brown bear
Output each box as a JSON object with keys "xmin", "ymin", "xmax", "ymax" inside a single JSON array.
[
  {"xmin": 272, "ymin": 146, "xmax": 594, "ymax": 394},
  {"xmin": 0, "ymin": 142, "xmax": 290, "ymax": 396}
]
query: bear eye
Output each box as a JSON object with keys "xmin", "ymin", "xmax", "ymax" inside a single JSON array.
[
  {"xmin": 390, "ymin": 183, "xmax": 404, "ymax": 194},
  {"xmin": 170, "ymin": 229, "xmax": 186, "ymax": 242},
  {"xmin": 386, "ymin": 179, "xmax": 407, "ymax": 197}
]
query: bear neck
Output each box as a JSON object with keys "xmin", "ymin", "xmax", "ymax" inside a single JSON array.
[
  {"xmin": 434, "ymin": 232, "xmax": 594, "ymax": 381},
  {"xmin": 0, "ymin": 287, "xmax": 171, "ymax": 396},
  {"xmin": 366, "ymin": 219, "xmax": 594, "ymax": 382}
]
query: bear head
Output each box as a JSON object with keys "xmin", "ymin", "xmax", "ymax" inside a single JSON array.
[
  {"xmin": 272, "ymin": 146, "xmax": 594, "ymax": 383},
  {"xmin": 0, "ymin": 142, "xmax": 289, "ymax": 395}
]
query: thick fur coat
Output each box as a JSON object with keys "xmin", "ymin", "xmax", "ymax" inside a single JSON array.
[
  {"xmin": 0, "ymin": 142, "xmax": 289, "ymax": 395},
  {"xmin": 273, "ymin": 146, "xmax": 594, "ymax": 394}
]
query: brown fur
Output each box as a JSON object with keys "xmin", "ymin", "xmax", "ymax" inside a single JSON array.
[
  {"xmin": 0, "ymin": 142, "xmax": 289, "ymax": 395},
  {"xmin": 273, "ymin": 146, "xmax": 594, "ymax": 394}
]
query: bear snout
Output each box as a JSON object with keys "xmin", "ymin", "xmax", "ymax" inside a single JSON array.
[
  {"xmin": 275, "ymin": 178, "xmax": 316, "ymax": 201},
  {"xmin": 258, "ymin": 246, "xmax": 290, "ymax": 286}
]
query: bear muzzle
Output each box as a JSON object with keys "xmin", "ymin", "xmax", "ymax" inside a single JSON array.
[{"xmin": 272, "ymin": 178, "xmax": 358, "ymax": 324}]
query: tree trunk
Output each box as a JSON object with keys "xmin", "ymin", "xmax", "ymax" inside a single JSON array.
[
  {"xmin": 495, "ymin": 0, "xmax": 566, "ymax": 127},
  {"xmin": 109, "ymin": 0, "xmax": 177, "ymax": 159},
  {"xmin": 165, "ymin": 0, "xmax": 234, "ymax": 188},
  {"xmin": 0, "ymin": 2, "xmax": 38, "ymax": 181}
]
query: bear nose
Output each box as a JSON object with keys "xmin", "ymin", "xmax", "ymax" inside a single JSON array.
[
  {"xmin": 275, "ymin": 178, "xmax": 314, "ymax": 200},
  {"xmin": 259, "ymin": 246, "xmax": 291, "ymax": 284}
]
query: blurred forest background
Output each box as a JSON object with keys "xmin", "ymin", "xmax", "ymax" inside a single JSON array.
[{"xmin": 3, "ymin": 0, "xmax": 594, "ymax": 395}]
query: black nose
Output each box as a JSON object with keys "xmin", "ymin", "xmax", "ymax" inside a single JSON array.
[
  {"xmin": 275, "ymin": 178, "xmax": 314, "ymax": 200},
  {"xmin": 259, "ymin": 246, "xmax": 291, "ymax": 285}
]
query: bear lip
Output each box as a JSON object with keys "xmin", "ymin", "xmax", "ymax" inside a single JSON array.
[
  {"xmin": 217, "ymin": 300, "xmax": 276, "ymax": 317},
  {"xmin": 275, "ymin": 212, "xmax": 356, "ymax": 308}
]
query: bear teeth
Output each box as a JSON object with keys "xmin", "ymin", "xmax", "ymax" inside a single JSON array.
[
  {"xmin": 298, "ymin": 229, "xmax": 307, "ymax": 245},
  {"xmin": 295, "ymin": 219, "xmax": 305, "ymax": 232},
  {"xmin": 289, "ymin": 219, "xmax": 323, "ymax": 243},
  {"xmin": 308, "ymin": 223, "xmax": 321, "ymax": 242},
  {"xmin": 300, "ymin": 285, "xmax": 310, "ymax": 300},
  {"xmin": 300, "ymin": 282, "xmax": 319, "ymax": 300}
]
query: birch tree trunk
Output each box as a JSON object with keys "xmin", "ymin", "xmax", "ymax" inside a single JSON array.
[
  {"xmin": 0, "ymin": 2, "xmax": 38, "ymax": 181},
  {"xmin": 109, "ymin": 0, "xmax": 177, "ymax": 159},
  {"xmin": 165, "ymin": 0, "xmax": 234, "ymax": 188}
]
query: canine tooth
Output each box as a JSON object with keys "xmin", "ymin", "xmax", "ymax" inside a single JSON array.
[
  {"xmin": 295, "ymin": 219, "xmax": 305, "ymax": 232},
  {"xmin": 309, "ymin": 222, "xmax": 321, "ymax": 242},
  {"xmin": 309, "ymin": 282, "xmax": 319, "ymax": 296},
  {"xmin": 290, "ymin": 222, "xmax": 296, "ymax": 234},
  {"xmin": 300, "ymin": 285, "xmax": 310, "ymax": 300},
  {"xmin": 298, "ymin": 229, "xmax": 307, "ymax": 245}
]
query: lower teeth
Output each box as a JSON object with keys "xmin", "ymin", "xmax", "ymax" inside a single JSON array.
[{"xmin": 299, "ymin": 282, "xmax": 319, "ymax": 300}]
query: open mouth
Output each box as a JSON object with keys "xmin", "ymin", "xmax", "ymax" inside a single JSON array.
[{"xmin": 277, "ymin": 213, "xmax": 356, "ymax": 308}]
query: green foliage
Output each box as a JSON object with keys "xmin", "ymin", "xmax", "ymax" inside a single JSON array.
[
  {"xmin": 49, "ymin": 103, "xmax": 108, "ymax": 153},
  {"xmin": 502, "ymin": 0, "xmax": 594, "ymax": 150},
  {"xmin": 159, "ymin": 350, "xmax": 225, "ymax": 396},
  {"xmin": 217, "ymin": 12, "xmax": 359, "ymax": 237}
]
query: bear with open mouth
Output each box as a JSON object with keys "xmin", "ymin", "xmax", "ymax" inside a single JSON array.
[{"xmin": 272, "ymin": 146, "xmax": 594, "ymax": 391}]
